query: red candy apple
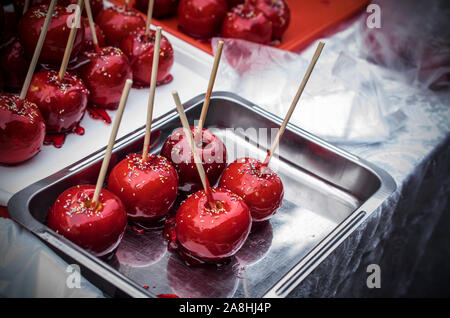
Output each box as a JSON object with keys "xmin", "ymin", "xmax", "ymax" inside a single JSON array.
[
  {"xmin": 160, "ymin": 127, "xmax": 227, "ymax": 193},
  {"xmin": 219, "ymin": 157, "xmax": 283, "ymax": 222},
  {"xmin": 120, "ymin": 28, "xmax": 174, "ymax": 87},
  {"xmin": 251, "ymin": 0, "xmax": 290, "ymax": 40},
  {"xmin": 79, "ymin": 46, "xmax": 132, "ymax": 109},
  {"xmin": 134, "ymin": 0, "xmax": 179, "ymax": 18},
  {"xmin": 18, "ymin": 4, "xmax": 84, "ymax": 65},
  {"xmin": 107, "ymin": 153, "xmax": 179, "ymax": 222},
  {"xmin": 26, "ymin": 70, "xmax": 89, "ymax": 133},
  {"xmin": 0, "ymin": 38, "xmax": 28, "ymax": 92},
  {"xmin": 221, "ymin": 3, "xmax": 272, "ymax": 45},
  {"xmin": 95, "ymin": 5, "xmax": 146, "ymax": 47},
  {"xmin": 0, "ymin": 94, "xmax": 46, "ymax": 164},
  {"xmin": 47, "ymin": 185, "xmax": 128, "ymax": 257},
  {"xmin": 175, "ymin": 187, "xmax": 252, "ymax": 261},
  {"xmin": 177, "ymin": 0, "xmax": 228, "ymax": 38},
  {"xmin": 81, "ymin": 17, "xmax": 106, "ymax": 52}
]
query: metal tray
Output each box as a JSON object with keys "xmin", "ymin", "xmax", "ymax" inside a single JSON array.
[{"xmin": 8, "ymin": 92, "xmax": 396, "ymax": 298}]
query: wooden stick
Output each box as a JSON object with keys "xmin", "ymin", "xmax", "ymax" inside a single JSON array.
[
  {"xmin": 19, "ymin": 0, "xmax": 57, "ymax": 100},
  {"xmin": 145, "ymin": 0, "xmax": 155, "ymax": 36},
  {"xmin": 196, "ymin": 40, "xmax": 224, "ymax": 141},
  {"xmin": 92, "ymin": 79, "xmax": 133, "ymax": 207},
  {"xmin": 141, "ymin": 27, "xmax": 162, "ymax": 162},
  {"xmin": 23, "ymin": 0, "xmax": 30, "ymax": 15},
  {"xmin": 263, "ymin": 42, "xmax": 325, "ymax": 166},
  {"xmin": 58, "ymin": 0, "xmax": 84, "ymax": 80},
  {"xmin": 84, "ymin": 0, "xmax": 99, "ymax": 51},
  {"xmin": 172, "ymin": 91, "xmax": 215, "ymax": 204}
]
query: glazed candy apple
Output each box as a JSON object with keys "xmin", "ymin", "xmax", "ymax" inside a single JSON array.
[
  {"xmin": 0, "ymin": 94, "xmax": 46, "ymax": 164},
  {"xmin": 26, "ymin": 70, "xmax": 89, "ymax": 133},
  {"xmin": 0, "ymin": 38, "xmax": 28, "ymax": 92},
  {"xmin": 79, "ymin": 46, "xmax": 132, "ymax": 109},
  {"xmin": 221, "ymin": 3, "xmax": 272, "ymax": 45},
  {"xmin": 219, "ymin": 157, "xmax": 283, "ymax": 222},
  {"xmin": 107, "ymin": 153, "xmax": 179, "ymax": 222},
  {"xmin": 160, "ymin": 127, "xmax": 227, "ymax": 193},
  {"xmin": 177, "ymin": 0, "xmax": 228, "ymax": 38},
  {"xmin": 95, "ymin": 5, "xmax": 146, "ymax": 47},
  {"xmin": 81, "ymin": 18, "xmax": 106, "ymax": 52},
  {"xmin": 134, "ymin": 0, "xmax": 179, "ymax": 18},
  {"xmin": 251, "ymin": 0, "xmax": 290, "ymax": 40},
  {"xmin": 19, "ymin": 4, "xmax": 84, "ymax": 65},
  {"xmin": 47, "ymin": 185, "xmax": 127, "ymax": 257},
  {"xmin": 175, "ymin": 188, "xmax": 252, "ymax": 261},
  {"xmin": 120, "ymin": 28, "xmax": 174, "ymax": 87}
]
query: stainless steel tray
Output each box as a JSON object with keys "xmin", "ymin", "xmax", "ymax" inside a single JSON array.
[{"xmin": 8, "ymin": 92, "xmax": 396, "ymax": 298}]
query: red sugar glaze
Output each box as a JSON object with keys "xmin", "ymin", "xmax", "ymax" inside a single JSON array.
[
  {"xmin": 107, "ymin": 153, "xmax": 179, "ymax": 222},
  {"xmin": 219, "ymin": 157, "xmax": 283, "ymax": 222},
  {"xmin": 47, "ymin": 185, "xmax": 127, "ymax": 257}
]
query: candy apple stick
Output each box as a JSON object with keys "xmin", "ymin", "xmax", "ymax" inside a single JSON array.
[
  {"xmin": 23, "ymin": 0, "xmax": 30, "ymax": 14},
  {"xmin": 141, "ymin": 27, "xmax": 162, "ymax": 162},
  {"xmin": 172, "ymin": 91, "xmax": 215, "ymax": 204},
  {"xmin": 196, "ymin": 40, "xmax": 224, "ymax": 140},
  {"xmin": 58, "ymin": 0, "xmax": 84, "ymax": 80},
  {"xmin": 19, "ymin": 0, "xmax": 57, "ymax": 100},
  {"xmin": 145, "ymin": 0, "xmax": 155, "ymax": 36},
  {"xmin": 263, "ymin": 42, "xmax": 325, "ymax": 166},
  {"xmin": 84, "ymin": 0, "xmax": 100, "ymax": 52},
  {"xmin": 92, "ymin": 79, "xmax": 133, "ymax": 207}
]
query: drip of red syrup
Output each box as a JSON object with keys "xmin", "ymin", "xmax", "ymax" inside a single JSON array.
[
  {"xmin": 157, "ymin": 294, "xmax": 179, "ymax": 298},
  {"xmin": 163, "ymin": 217, "xmax": 231, "ymax": 268},
  {"xmin": 132, "ymin": 74, "xmax": 174, "ymax": 89},
  {"xmin": 87, "ymin": 107, "xmax": 112, "ymax": 124},
  {"xmin": 44, "ymin": 124, "xmax": 85, "ymax": 148}
]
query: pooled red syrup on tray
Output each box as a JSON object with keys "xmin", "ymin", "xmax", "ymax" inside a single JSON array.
[
  {"xmin": 163, "ymin": 217, "xmax": 231, "ymax": 268},
  {"xmin": 87, "ymin": 107, "xmax": 112, "ymax": 124},
  {"xmin": 44, "ymin": 124, "xmax": 85, "ymax": 148},
  {"xmin": 157, "ymin": 294, "xmax": 179, "ymax": 298},
  {"xmin": 131, "ymin": 74, "xmax": 174, "ymax": 89}
]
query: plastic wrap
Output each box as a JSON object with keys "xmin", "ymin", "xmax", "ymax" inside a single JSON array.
[
  {"xmin": 211, "ymin": 36, "xmax": 407, "ymax": 144},
  {"xmin": 0, "ymin": 218, "xmax": 103, "ymax": 298},
  {"xmin": 359, "ymin": 0, "xmax": 450, "ymax": 90}
]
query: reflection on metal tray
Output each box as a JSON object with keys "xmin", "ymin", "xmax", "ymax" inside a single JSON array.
[{"xmin": 8, "ymin": 92, "xmax": 396, "ymax": 298}]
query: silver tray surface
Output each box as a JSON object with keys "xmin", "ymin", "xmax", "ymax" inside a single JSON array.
[{"xmin": 8, "ymin": 92, "xmax": 396, "ymax": 298}]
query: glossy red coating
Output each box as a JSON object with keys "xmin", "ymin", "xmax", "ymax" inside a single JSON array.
[
  {"xmin": 221, "ymin": 3, "xmax": 272, "ymax": 45},
  {"xmin": 47, "ymin": 185, "xmax": 127, "ymax": 257},
  {"xmin": 79, "ymin": 46, "xmax": 132, "ymax": 109},
  {"xmin": 0, "ymin": 38, "xmax": 27, "ymax": 92},
  {"xmin": 81, "ymin": 18, "xmax": 106, "ymax": 52},
  {"xmin": 107, "ymin": 153, "xmax": 179, "ymax": 221},
  {"xmin": 14, "ymin": 0, "xmax": 104, "ymax": 18},
  {"xmin": 219, "ymin": 157, "xmax": 283, "ymax": 222},
  {"xmin": 160, "ymin": 127, "xmax": 227, "ymax": 193},
  {"xmin": 175, "ymin": 188, "xmax": 252, "ymax": 261},
  {"xmin": 18, "ymin": 4, "xmax": 85, "ymax": 65},
  {"xmin": 251, "ymin": 0, "xmax": 290, "ymax": 40},
  {"xmin": 0, "ymin": 94, "xmax": 46, "ymax": 165},
  {"xmin": 26, "ymin": 70, "xmax": 89, "ymax": 133},
  {"xmin": 95, "ymin": 5, "xmax": 146, "ymax": 47},
  {"xmin": 177, "ymin": 0, "xmax": 228, "ymax": 38},
  {"xmin": 120, "ymin": 28, "xmax": 174, "ymax": 87},
  {"xmin": 134, "ymin": 0, "xmax": 179, "ymax": 18}
]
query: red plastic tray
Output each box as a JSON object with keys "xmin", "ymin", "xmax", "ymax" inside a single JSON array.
[{"xmin": 109, "ymin": 0, "xmax": 369, "ymax": 55}]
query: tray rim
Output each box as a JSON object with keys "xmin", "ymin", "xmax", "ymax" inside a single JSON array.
[{"xmin": 8, "ymin": 91, "xmax": 396, "ymax": 298}]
